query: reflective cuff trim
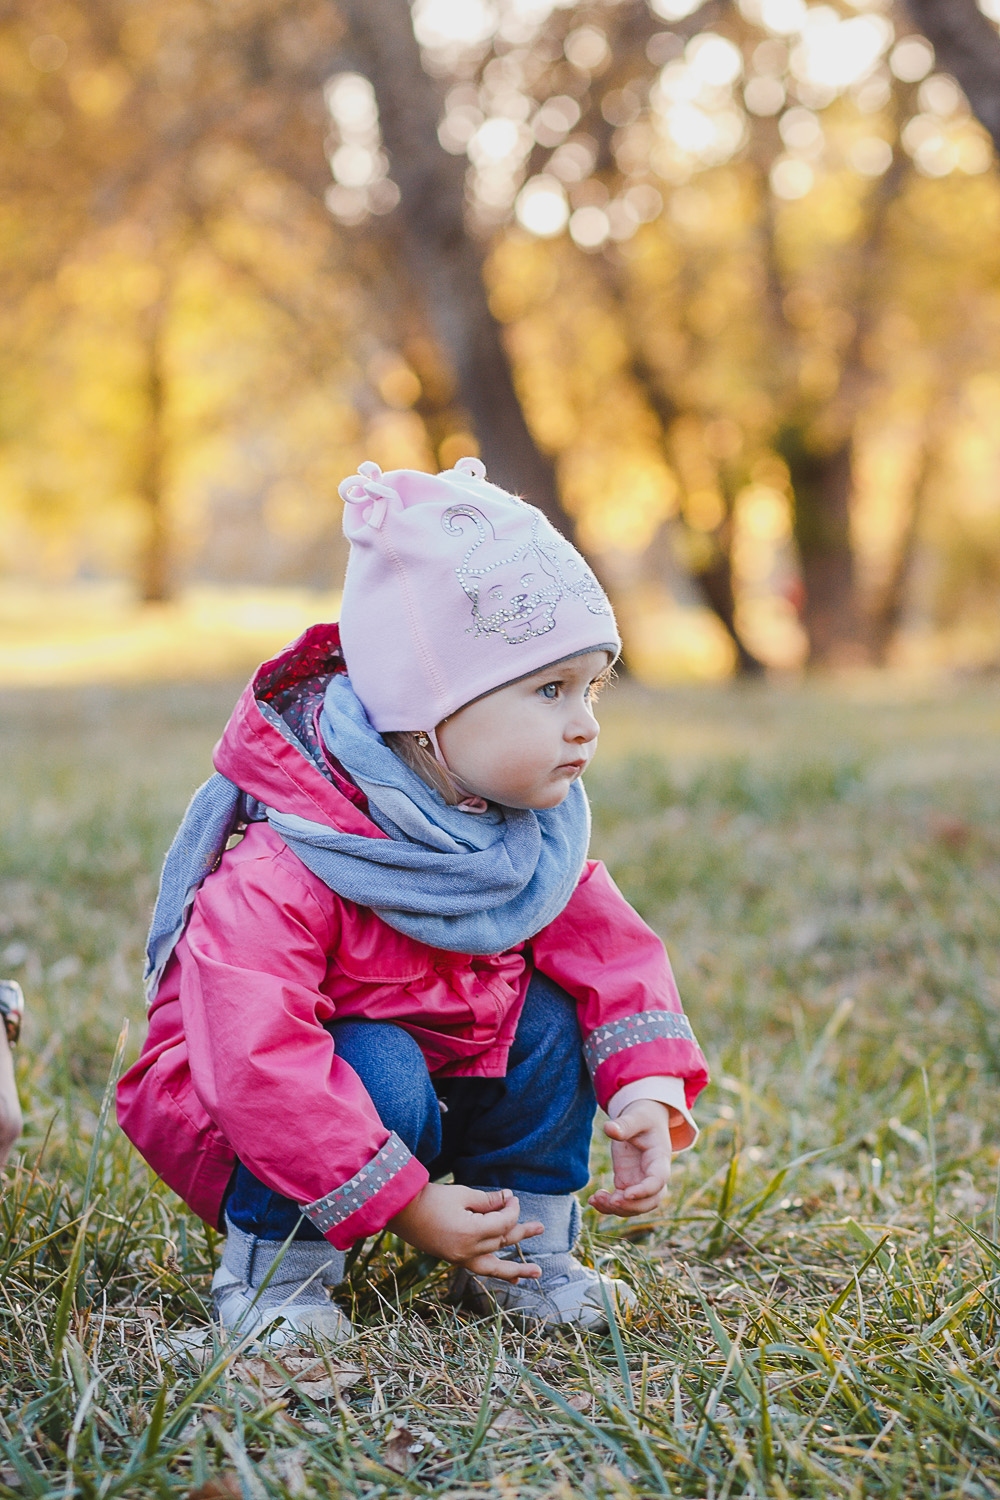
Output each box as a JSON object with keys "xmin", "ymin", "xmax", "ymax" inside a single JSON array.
[
  {"xmin": 584, "ymin": 1009, "xmax": 696, "ymax": 1072},
  {"xmin": 303, "ymin": 1132, "xmax": 413, "ymax": 1235}
]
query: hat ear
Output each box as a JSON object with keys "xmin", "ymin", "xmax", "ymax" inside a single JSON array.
[
  {"xmin": 338, "ymin": 461, "xmax": 399, "ymax": 530},
  {"xmin": 452, "ymin": 456, "xmax": 487, "ymax": 481}
]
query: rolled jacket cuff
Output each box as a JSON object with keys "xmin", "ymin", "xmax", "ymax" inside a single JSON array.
[{"xmin": 302, "ymin": 1133, "xmax": 430, "ymax": 1251}]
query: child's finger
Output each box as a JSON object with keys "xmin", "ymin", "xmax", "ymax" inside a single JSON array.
[
  {"xmin": 465, "ymin": 1251, "xmax": 542, "ymax": 1283},
  {"xmin": 590, "ymin": 1195, "xmax": 657, "ymax": 1217},
  {"xmin": 605, "ymin": 1116, "xmax": 660, "ymax": 1147},
  {"xmin": 589, "ymin": 1187, "xmax": 633, "ymax": 1212},
  {"xmin": 500, "ymin": 1218, "xmax": 544, "ymax": 1246},
  {"xmin": 460, "ymin": 1191, "xmax": 545, "ymax": 1243},
  {"xmin": 463, "ymin": 1187, "xmax": 517, "ymax": 1215},
  {"xmin": 464, "ymin": 1199, "xmax": 534, "ymax": 1244},
  {"xmin": 621, "ymin": 1172, "xmax": 665, "ymax": 1200},
  {"xmin": 466, "ymin": 1210, "xmax": 521, "ymax": 1250},
  {"xmin": 589, "ymin": 1184, "xmax": 665, "ymax": 1216},
  {"xmin": 469, "ymin": 1214, "xmax": 544, "ymax": 1255}
]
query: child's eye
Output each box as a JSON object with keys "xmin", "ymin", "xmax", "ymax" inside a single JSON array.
[{"xmin": 538, "ymin": 682, "xmax": 561, "ymax": 701}]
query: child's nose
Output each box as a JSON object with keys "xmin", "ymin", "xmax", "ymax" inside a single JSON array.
[{"xmin": 568, "ymin": 704, "xmax": 599, "ymax": 744}]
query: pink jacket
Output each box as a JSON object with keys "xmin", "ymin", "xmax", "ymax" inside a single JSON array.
[{"xmin": 117, "ymin": 626, "xmax": 709, "ymax": 1251}]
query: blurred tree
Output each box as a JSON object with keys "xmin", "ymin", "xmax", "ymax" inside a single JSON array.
[
  {"xmin": 0, "ymin": 0, "xmax": 362, "ymax": 597},
  {"xmin": 339, "ymin": 0, "xmax": 995, "ymax": 668},
  {"xmin": 3, "ymin": 0, "xmax": 1000, "ymax": 678},
  {"xmin": 903, "ymin": 0, "xmax": 1000, "ymax": 153},
  {"xmin": 337, "ymin": 0, "xmax": 573, "ymax": 532},
  {"xmin": 135, "ymin": 270, "xmax": 171, "ymax": 604}
]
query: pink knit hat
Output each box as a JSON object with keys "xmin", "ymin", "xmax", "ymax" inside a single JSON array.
[{"xmin": 338, "ymin": 457, "xmax": 619, "ymax": 731}]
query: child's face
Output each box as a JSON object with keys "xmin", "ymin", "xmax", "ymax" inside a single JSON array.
[{"xmin": 436, "ymin": 650, "xmax": 608, "ymax": 809}]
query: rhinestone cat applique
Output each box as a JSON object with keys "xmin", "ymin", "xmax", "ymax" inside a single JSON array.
[{"xmin": 443, "ymin": 505, "xmax": 611, "ymax": 644}]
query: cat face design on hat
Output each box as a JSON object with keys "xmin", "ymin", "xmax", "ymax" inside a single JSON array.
[{"xmin": 443, "ymin": 504, "xmax": 610, "ymax": 645}]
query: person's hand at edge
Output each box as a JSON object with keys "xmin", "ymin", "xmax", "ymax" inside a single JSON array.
[{"xmin": 0, "ymin": 1028, "xmax": 22, "ymax": 1173}]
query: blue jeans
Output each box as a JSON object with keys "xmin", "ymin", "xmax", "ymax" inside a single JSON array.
[{"xmin": 225, "ymin": 971, "xmax": 597, "ymax": 1242}]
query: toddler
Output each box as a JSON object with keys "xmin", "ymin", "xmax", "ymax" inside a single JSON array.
[{"xmin": 118, "ymin": 458, "xmax": 709, "ymax": 1340}]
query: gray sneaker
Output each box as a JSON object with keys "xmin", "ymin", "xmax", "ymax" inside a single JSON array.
[
  {"xmin": 212, "ymin": 1217, "xmax": 351, "ymax": 1346},
  {"xmin": 448, "ymin": 1251, "xmax": 638, "ymax": 1332}
]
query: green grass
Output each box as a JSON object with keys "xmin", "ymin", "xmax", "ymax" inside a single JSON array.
[{"xmin": 2, "ymin": 672, "xmax": 1000, "ymax": 1498}]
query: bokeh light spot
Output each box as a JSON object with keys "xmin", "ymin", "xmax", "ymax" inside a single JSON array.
[
  {"xmin": 564, "ymin": 26, "xmax": 609, "ymax": 71},
  {"xmin": 412, "ymin": 0, "xmax": 497, "ymax": 50},
  {"xmin": 771, "ymin": 156, "xmax": 815, "ymax": 198},
  {"xmin": 569, "ymin": 205, "xmax": 610, "ymax": 248},
  {"xmin": 745, "ymin": 76, "xmax": 786, "ymax": 115},
  {"xmin": 889, "ymin": 36, "xmax": 934, "ymax": 83},
  {"xmin": 515, "ymin": 176, "xmax": 569, "ymax": 236},
  {"xmin": 686, "ymin": 33, "xmax": 743, "ymax": 88},
  {"xmin": 849, "ymin": 136, "xmax": 893, "ymax": 176}
]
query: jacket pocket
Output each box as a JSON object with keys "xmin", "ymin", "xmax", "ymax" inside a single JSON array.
[{"xmin": 332, "ymin": 911, "xmax": 433, "ymax": 985}]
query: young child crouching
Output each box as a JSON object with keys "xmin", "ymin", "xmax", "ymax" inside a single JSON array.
[{"xmin": 118, "ymin": 458, "xmax": 709, "ymax": 1340}]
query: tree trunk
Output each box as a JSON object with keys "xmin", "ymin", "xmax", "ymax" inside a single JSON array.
[
  {"xmin": 632, "ymin": 372, "xmax": 765, "ymax": 675},
  {"xmin": 589, "ymin": 254, "xmax": 766, "ymax": 675},
  {"xmin": 693, "ymin": 533, "xmax": 767, "ymax": 677},
  {"xmin": 868, "ymin": 399, "xmax": 949, "ymax": 664},
  {"xmin": 779, "ymin": 429, "xmax": 862, "ymax": 667},
  {"xmin": 336, "ymin": 0, "xmax": 572, "ymax": 533},
  {"xmin": 763, "ymin": 142, "xmax": 911, "ymax": 667},
  {"xmin": 137, "ymin": 293, "xmax": 170, "ymax": 604},
  {"xmin": 867, "ymin": 482, "xmax": 922, "ymax": 667},
  {"xmin": 902, "ymin": 0, "xmax": 1000, "ymax": 155}
]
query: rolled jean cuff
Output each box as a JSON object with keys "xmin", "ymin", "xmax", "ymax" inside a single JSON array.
[
  {"xmin": 222, "ymin": 1216, "xmax": 346, "ymax": 1287},
  {"xmin": 509, "ymin": 1191, "xmax": 581, "ymax": 1255}
]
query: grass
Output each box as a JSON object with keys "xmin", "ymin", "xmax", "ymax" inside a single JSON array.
[{"xmin": 2, "ymin": 669, "xmax": 1000, "ymax": 1498}]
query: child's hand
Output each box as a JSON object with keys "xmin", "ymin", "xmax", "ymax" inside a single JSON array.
[
  {"xmin": 589, "ymin": 1099, "xmax": 673, "ymax": 1218},
  {"xmin": 388, "ymin": 1183, "xmax": 544, "ymax": 1283}
]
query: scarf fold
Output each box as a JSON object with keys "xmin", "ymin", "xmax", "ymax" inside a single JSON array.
[{"xmin": 144, "ymin": 672, "xmax": 589, "ymax": 1000}]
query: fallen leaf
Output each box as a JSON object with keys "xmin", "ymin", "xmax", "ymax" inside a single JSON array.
[
  {"xmin": 489, "ymin": 1408, "xmax": 531, "ymax": 1431},
  {"xmin": 155, "ymin": 1327, "xmax": 219, "ymax": 1365},
  {"xmin": 187, "ymin": 1475, "xmax": 241, "ymax": 1500},
  {"xmin": 264, "ymin": 1448, "xmax": 309, "ymax": 1497},
  {"xmin": 929, "ymin": 813, "xmax": 971, "ymax": 850},
  {"xmin": 383, "ymin": 1422, "xmax": 424, "ymax": 1474},
  {"xmin": 233, "ymin": 1354, "xmax": 363, "ymax": 1400}
]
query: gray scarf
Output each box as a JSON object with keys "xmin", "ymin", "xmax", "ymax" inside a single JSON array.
[{"xmin": 144, "ymin": 672, "xmax": 589, "ymax": 999}]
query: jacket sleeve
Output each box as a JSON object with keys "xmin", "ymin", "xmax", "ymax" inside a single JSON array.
[
  {"xmin": 177, "ymin": 840, "xmax": 429, "ymax": 1250},
  {"xmin": 529, "ymin": 860, "xmax": 709, "ymax": 1115}
]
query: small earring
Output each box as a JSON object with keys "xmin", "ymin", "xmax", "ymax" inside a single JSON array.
[{"xmin": 413, "ymin": 731, "xmax": 431, "ymax": 749}]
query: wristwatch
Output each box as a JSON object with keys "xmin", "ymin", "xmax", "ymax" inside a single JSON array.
[{"xmin": 0, "ymin": 980, "xmax": 24, "ymax": 1046}]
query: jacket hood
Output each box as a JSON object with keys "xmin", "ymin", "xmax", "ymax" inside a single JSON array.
[{"xmin": 213, "ymin": 622, "xmax": 383, "ymax": 839}]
